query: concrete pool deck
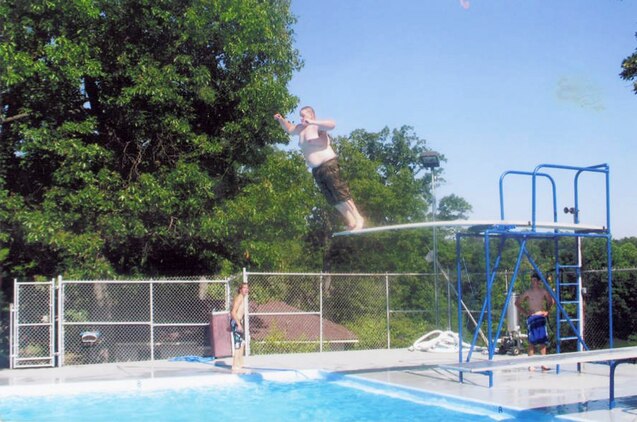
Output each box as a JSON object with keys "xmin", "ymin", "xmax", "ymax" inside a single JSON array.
[{"xmin": 1, "ymin": 349, "xmax": 636, "ymax": 421}]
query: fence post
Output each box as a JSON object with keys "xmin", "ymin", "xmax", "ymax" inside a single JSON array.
[
  {"xmin": 149, "ymin": 280, "xmax": 155, "ymax": 361},
  {"xmin": 243, "ymin": 268, "xmax": 251, "ymax": 356},
  {"xmin": 320, "ymin": 273, "xmax": 324, "ymax": 353},
  {"xmin": 9, "ymin": 299, "xmax": 14, "ymax": 369},
  {"xmin": 386, "ymin": 273, "xmax": 391, "ymax": 349},
  {"xmin": 57, "ymin": 276, "xmax": 63, "ymax": 366},
  {"xmin": 226, "ymin": 276, "xmax": 232, "ymax": 314},
  {"xmin": 49, "ymin": 276, "xmax": 61, "ymax": 367}
]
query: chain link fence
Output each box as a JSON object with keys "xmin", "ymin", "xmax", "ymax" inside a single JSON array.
[
  {"xmin": 10, "ymin": 269, "xmax": 637, "ymax": 367},
  {"xmin": 244, "ymin": 269, "xmax": 636, "ymax": 356},
  {"xmin": 246, "ymin": 272, "xmax": 430, "ymax": 355}
]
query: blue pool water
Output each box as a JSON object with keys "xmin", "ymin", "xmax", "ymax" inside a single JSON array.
[{"xmin": 0, "ymin": 371, "xmax": 555, "ymax": 421}]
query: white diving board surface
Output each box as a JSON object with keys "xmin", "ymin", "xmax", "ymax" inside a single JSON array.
[
  {"xmin": 333, "ymin": 219, "xmax": 607, "ymax": 237},
  {"xmin": 440, "ymin": 346, "xmax": 637, "ymax": 409},
  {"xmin": 440, "ymin": 346, "xmax": 637, "ymax": 373}
]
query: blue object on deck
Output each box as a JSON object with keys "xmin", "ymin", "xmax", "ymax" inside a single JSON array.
[{"xmin": 169, "ymin": 355, "xmax": 215, "ymax": 363}]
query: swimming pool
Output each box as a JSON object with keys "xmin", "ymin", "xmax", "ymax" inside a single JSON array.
[{"xmin": 0, "ymin": 370, "xmax": 556, "ymax": 421}]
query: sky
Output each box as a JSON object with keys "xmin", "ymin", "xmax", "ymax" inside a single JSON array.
[{"xmin": 281, "ymin": 0, "xmax": 637, "ymax": 239}]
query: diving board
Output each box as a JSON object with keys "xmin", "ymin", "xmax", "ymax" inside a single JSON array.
[
  {"xmin": 333, "ymin": 219, "xmax": 607, "ymax": 237},
  {"xmin": 440, "ymin": 346, "xmax": 637, "ymax": 409}
]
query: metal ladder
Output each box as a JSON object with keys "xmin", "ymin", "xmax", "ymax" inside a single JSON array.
[{"xmin": 555, "ymin": 238, "xmax": 587, "ymax": 354}]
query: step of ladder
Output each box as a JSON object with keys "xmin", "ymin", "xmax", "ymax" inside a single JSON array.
[
  {"xmin": 557, "ymin": 264, "xmax": 581, "ymax": 269},
  {"xmin": 559, "ymin": 318, "xmax": 580, "ymax": 323}
]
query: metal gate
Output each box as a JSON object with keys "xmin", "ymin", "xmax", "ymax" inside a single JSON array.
[{"xmin": 10, "ymin": 279, "xmax": 56, "ymax": 368}]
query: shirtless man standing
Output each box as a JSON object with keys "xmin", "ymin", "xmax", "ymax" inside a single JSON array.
[
  {"xmin": 515, "ymin": 273, "xmax": 555, "ymax": 370},
  {"xmin": 231, "ymin": 283, "xmax": 249, "ymax": 373},
  {"xmin": 274, "ymin": 106, "xmax": 364, "ymax": 231}
]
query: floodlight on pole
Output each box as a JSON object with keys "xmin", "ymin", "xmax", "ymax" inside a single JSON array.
[
  {"xmin": 420, "ymin": 151, "xmax": 441, "ymax": 168},
  {"xmin": 420, "ymin": 151, "xmax": 442, "ymax": 328}
]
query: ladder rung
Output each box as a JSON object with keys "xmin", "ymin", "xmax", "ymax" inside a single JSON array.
[
  {"xmin": 559, "ymin": 336, "xmax": 579, "ymax": 341},
  {"xmin": 560, "ymin": 300, "xmax": 579, "ymax": 305},
  {"xmin": 560, "ymin": 319, "xmax": 580, "ymax": 323},
  {"xmin": 559, "ymin": 282, "xmax": 579, "ymax": 286}
]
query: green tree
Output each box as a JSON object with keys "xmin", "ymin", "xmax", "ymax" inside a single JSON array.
[
  {"xmin": 438, "ymin": 194, "xmax": 472, "ymax": 221},
  {"xmin": 620, "ymin": 32, "xmax": 637, "ymax": 94},
  {"xmin": 583, "ymin": 238, "xmax": 637, "ymax": 346},
  {"xmin": 0, "ymin": 0, "xmax": 301, "ymax": 280},
  {"xmin": 209, "ymin": 149, "xmax": 319, "ymax": 272}
]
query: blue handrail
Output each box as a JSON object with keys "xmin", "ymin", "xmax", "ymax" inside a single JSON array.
[{"xmin": 499, "ymin": 170, "xmax": 557, "ymax": 226}]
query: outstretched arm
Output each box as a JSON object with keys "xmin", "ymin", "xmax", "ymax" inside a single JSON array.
[
  {"xmin": 301, "ymin": 117, "xmax": 336, "ymax": 131},
  {"xmin": 274, "ymin": 113, "xmax": 301, "ymax": 135}
]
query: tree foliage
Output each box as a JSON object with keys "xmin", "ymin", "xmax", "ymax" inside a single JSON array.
[
  {"xmin": 582, "ymin": 237, "xmax": 637, "ymax": 346},
  {"xmin": 438, "ymin": 194, "xmax": 472, "ymax": 221},
  {"xmin": 1, "ymin": 0, "xmax": 301, "ymax": 280},
  {"xmin": 620, "ymin": 32, "xmax": 637, "ymax": 94}
]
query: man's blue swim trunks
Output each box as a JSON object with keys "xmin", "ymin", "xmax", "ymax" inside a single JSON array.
[
  {"xmin": 527, "ymin": 314, "xmax": 549, "ymax": 345},
  {"xmin": 230, "ymin": 319, "xmax": 244, "ymax": 349}
]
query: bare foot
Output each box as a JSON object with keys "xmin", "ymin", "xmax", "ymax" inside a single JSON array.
[
  {"xmin": 528, "ymin": 366, "xmax": 536, "ymax": 372},
  {"xmin": 232, "ymin": 368, "xmax": 250, "ymax": 374},
  {"xmin": 349, "ymin": 218, "xmax": 364, "ymax": 232}
]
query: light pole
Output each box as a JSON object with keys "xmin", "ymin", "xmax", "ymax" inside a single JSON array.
[{"xmin": 420, "ymin": 151, "xmax": 441, "ymax": 328}]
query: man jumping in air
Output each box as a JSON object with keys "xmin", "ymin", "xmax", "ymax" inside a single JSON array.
[{"xmin": 274, "ymin": 106, "xmax": 364, "ymax": 231}]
